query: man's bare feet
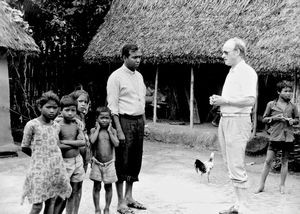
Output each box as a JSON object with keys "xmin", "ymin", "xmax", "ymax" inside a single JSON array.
[
  {"xmin": 254, "ymin": 186, "xmax": 264, "ymax": 194},
  {"xmin": 279, "ymin": 185, "xmax": 285, "ymax": 194},
  {"xmin": 104, "ymin": 208, "xmax": 110, "ymax": 214}
]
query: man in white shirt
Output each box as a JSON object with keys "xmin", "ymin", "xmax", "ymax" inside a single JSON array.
[
  {"xmin": 210, "ymin": 38, "xmax": 258, "ymax": 214},
  {"xmin": 107, "ymin": 44, "xmax": 149, "ymax": 214}
]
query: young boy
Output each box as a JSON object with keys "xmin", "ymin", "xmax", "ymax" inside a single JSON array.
[
  {"xmin": 89, "ymin": 107, "xmax": 119, "ymax": 214},
  {"xmin": 54, "ymin": 95, "xmax": 86, "ymax": 214},
  {"xmin": 255, "ymin": 80, "xmax": 299, "ymax": 194}
]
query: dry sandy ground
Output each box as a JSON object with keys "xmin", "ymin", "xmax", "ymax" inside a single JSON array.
[{"xmin": 1, "ymin": 141, "xmax": 300, "ymax": 214}]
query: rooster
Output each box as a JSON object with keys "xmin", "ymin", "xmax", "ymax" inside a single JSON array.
[{"xmin": 194, "ymin": 152, "xmax": 214, "ymax": 183}]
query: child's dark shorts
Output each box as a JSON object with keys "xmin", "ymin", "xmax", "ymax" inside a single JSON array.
[{"xmin": 268, "ymin": 141, "xmax": 294, "ymax": 153}]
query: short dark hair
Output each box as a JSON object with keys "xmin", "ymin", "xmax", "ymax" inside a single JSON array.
[
  {"xmin": 95, "ymin": 106, "xmax": 111, "ymax": 118},
  {"xmin": 60, "ymin": 95, "xmax": 77, "ymax": 109},
  {"xmin": 37, "ymin": 91, "xmax": 59, "ymax": 107},
  {"xmin": 277, "ymin": 80, "xmax": 293, "ymax": 92},
  {"xmin": 121, "ymin": 44, "xmax": 139, "ymax": 58},
  {"xmin": 70, "ymin": 89, "xmax": 90, "ymax": 103}
]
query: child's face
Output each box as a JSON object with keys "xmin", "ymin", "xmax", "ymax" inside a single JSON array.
[
  {"xmin": 278, "ymin": 87, "xmax": 293, "ymax": 101},
  {"xmin": 61, "ymin": 105, "xmax": 77, "ymax": 121},
  {"xmin": 97, "ymin": 112, "xmax": 111, "ymax": 128},
  {"xmin": 77, "ymin": 94, "xmax": 89, "ymax": 114},
  {"xmin": 40, "ymin": 100, "xmax": 59, "ymax": 120}
]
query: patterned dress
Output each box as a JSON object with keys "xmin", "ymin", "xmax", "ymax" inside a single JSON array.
[{"xmin": 21, "ymin": 118, "xmax": 72, "ymax": 204}]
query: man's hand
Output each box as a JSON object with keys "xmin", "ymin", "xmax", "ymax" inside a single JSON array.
[
  {"xmin": 117, "ymin": 128, "xmax": 125, "ymax": 144},
  {"xmin": 209, "ymin": 94, "xmax": 227, "ymax": 106}
]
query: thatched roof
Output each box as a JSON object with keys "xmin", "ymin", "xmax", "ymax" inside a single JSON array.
[
  {"xmin": 0, "ymin": 1, "xmax": 39, "ymax": 53},
  {"xmin": 84, "ymin": 0, "xmax": 300, "ymax": 75}
]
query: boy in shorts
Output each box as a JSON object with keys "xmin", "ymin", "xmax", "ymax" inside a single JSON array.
[
  {"xmin": 54, "ymin": 95, "xmax": 86, "ymax": 214},
  {"xmin": 89, "ymin": 107, "xmax": 119, "ymax": 214},
  {"xmin": 255, "ymin": 80, "xmax": 299, "ymax": 194}
]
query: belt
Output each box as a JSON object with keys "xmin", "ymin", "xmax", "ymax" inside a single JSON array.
[
  {"xmin": 92, "ymin": 157, "xmax": 114, "ymax": 167},
  {"xmin": 119, "ymin": 114, "xmax": 143, "ymax": 119},
  {"xmin": 221, "ymin": 113, "xmax": 250, "ymax": 117}
]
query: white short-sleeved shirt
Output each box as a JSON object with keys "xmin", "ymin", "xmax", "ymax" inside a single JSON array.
[
  {"xmin": 107, "ymin": 64, "xmax": 146, "ymax": 116},
  {"xmin": 221, "ymin": 60, "xmax": 258, "ymax": 114}
]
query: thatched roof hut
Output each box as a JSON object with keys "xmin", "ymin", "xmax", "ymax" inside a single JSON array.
[
  {"xmin": 0, "ymin": 1, "xmax": 39, "ymax": 53},
  {"xmin": 84, "ymin": 0, "xmax": 299, "ymax": 75},
  {"xmin": 0, "ymin": 1, "xmax": 39, "ymax": 153}
]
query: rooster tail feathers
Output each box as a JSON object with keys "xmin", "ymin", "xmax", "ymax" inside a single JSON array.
[
  {"xmin": 208, "ymin": 152, "xmax": 214, "ymax": 162},
  {"xmin": 194, "ymin": 159, "xmax": 199, "ymax": 173},
  {"xmin": 195, "ymin": 159, "xmax": 206, "ymax": 173}
]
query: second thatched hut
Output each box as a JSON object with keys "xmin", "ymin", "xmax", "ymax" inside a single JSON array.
[{"xmin": 84, "ymin": 0, "xmax": 300, "ymax": 126}]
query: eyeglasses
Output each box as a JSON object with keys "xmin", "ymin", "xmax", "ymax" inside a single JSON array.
[{"xmin": 222, "ymin": 49, "xmax": 236, "ymax": 55}]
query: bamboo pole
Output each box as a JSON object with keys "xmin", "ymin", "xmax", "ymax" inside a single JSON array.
[
  {"xmin": 293, "ymin": 70, "xmax": 297, "ymax": 103},
  {"xmin": 153, "ymin": 67, "xmax": 159, "ymax": 123},
  {"xmin": 190, "ymin": 67, "xmax": 194, "ymax": 128},
  {"xmin": 251, "ymin": 79, "xmax": 258, "ymax": 138}
]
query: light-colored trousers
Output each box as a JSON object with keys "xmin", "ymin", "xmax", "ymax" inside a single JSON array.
[{"xmin": 218, "ymin": 116, "xmax": 252, "ymax": 188}]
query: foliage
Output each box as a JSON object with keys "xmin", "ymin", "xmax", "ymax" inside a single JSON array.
[
  {"xmin": 0, "ymin": 0, "xmax": 32, "ymax": 34},
  {"xmin": 6, "ymin": 0, "xmax": 112, "ymax": 124},
  {"xmin": 24, "ymin": 0, "xmax": 112, "ymax": 55}
]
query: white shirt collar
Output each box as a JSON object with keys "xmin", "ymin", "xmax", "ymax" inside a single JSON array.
[
  {"xmin": 230, "ymin": 60, "xmax": 245, "ymax": 73},
  {"xmin": 122, "ymin": 64, "xmax": 136, "ymax": 75}
]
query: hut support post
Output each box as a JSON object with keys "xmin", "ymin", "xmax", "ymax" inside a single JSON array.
[
  {"xmin": 293, "ymin": 70, "xmax": 298, "ymax": 103},
  {"xmin": 251, "ymin": 80, "xmax": 259, "ymax": 138},
  {"xmin": 293, "ymin": 70, "xmax": 300, "ymax": 113},
  {"xmin": 153, "ymin": 67, "xmax": 159, "ymax": 123},
  {"xmin": 190, "ymin": 67, "xmax": 194, "ymax": 128}
]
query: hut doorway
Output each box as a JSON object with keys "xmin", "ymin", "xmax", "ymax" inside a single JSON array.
[{"xmin": 141, "ymin": 63, "xmax": 228, "ymax": 123}]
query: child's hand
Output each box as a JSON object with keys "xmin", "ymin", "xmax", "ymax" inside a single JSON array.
[
  {"xmin": 286, "ymin": 118, "xmax": 294, "ymax": 125},
  {"xmin": 108, "ymin": 122, "xmax": 113, "ymax": 133},
  {"xmin": 95, "ymin": 121, "xmax": 100, "ymax": 130},
  {"xmin": 272, "ymin": 114, "xmax": 285, "ymax": 121}
]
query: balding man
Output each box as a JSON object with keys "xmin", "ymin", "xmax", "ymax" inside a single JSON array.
[{"xmin": 210, "ymin": 37, "xmax": 258, "ymax": 214}]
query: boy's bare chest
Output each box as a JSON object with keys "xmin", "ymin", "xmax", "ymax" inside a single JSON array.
[
  {"xmin": 60, "ymin": 123, "xmax": 78, "ymax": 140},
  {"xmin": 98, "ymin": 130, "xmax": 110, "ymax": 144}
]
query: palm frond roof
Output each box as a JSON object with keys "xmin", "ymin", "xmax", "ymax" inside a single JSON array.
[
  {"xmin": 0, "ymin": 1, "xmax": 39, "ymax": 53},
  {"xmin": 84, "ymin": 0, "xmax": 300, "ymax": 74}
]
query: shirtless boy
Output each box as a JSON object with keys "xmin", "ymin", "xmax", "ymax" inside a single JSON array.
[
  {"xmin": 89, "ymin": 106, "xmax": 119, "ymax": 214},
  {"xmin": 54, "ymin": 95, "xmax": 86, "ymax": 214}
]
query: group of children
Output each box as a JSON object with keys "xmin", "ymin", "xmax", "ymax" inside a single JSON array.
[
  {"xmin": 20, "ymin": 80, "xmax": 299, "ymax": 213},
  {"xmin": 21, "ymin": 90, "xmax": 118, "ymax": 214}
]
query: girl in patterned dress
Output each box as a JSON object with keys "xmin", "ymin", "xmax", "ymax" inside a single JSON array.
[
  {"xmin": 70, "ymin": 89, "xmax": 91, "ymax": 172},
  {"xmin": 21, "ymin": 91, "xmax": 72, "ymax": 214}
]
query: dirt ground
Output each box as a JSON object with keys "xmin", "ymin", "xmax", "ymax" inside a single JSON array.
[{"xmin": 1, "ymin": 140, "xmax": 300, "ymax": 214}]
